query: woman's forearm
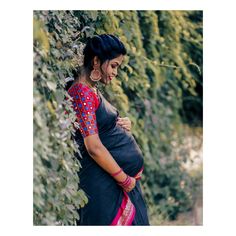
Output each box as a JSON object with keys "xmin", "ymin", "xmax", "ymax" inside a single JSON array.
[{"xmin": 87, "ymin": 144, "xmax": 128, "ymax": 183}]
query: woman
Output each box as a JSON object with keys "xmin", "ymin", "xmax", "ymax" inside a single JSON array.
[{"xmin": 66, "ymin": 34, "xmax": 149, "ymax": 225}]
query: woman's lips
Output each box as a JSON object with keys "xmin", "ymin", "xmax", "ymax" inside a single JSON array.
[{"xmin": 108, "ymin": 76, "xmax": 113, "ymax": 81}]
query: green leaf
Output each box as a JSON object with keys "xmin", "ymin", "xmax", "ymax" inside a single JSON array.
[
  {"xmin": 46, "ymin": 81, "xmax": 57, "ymax": 91},
  {"xmin": 55, "ymin": 90, "xmax": 65, "ymax": 104}
]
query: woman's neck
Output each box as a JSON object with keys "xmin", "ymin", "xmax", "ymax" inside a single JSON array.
[{"xmin": 78, "ymin": 69, "xmax": 97, "ymax": 88}]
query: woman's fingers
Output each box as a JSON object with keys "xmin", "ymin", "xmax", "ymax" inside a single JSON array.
[
  {"xmin": 117, "ymin": 124, "xmax": 130, "ymax": 131},
  {"xmin": 123, "ymin": 125, "xmax": 130, "ymax": 131},
  {"xmin": 123, "ymin": 177, "xmax": 136, "ymax": 192},
  {"xmin": 117, "ymin": 117, "xmax": 131, "ymax": 123},
  {"xmin": 117, "ymin": 117, "xmax": 131, "ymax": 131}
]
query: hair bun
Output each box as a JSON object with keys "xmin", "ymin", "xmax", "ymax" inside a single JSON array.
[{"xmin": 90, "ymin": 36, "xmax": 104, "ymax": 54}]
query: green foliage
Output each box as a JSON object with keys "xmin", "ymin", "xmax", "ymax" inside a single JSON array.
[
  {"xmin": 33, "ymin": 10, "xmax": 202, "ymax": 224},
  {"xmin": 33, "ymin": 11, "xmax": 89, "ymax": 225}
]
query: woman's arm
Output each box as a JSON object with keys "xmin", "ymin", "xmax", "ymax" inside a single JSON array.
[
  {"xmin": 68, "ymin": 84, "xmax": 135, "ymax": 192},
  {"xmin": 84, "ymin": 134, "xmax": 136, "ymax": 192}
]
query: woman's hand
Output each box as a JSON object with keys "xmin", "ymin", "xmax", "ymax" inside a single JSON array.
[
  {"xmin": 116, "ymin": 117, "xmax": 132, "ymax": 132},
  {"xmin": 123, "ymin": 177, "xmax": 136, "ymax": 193}
]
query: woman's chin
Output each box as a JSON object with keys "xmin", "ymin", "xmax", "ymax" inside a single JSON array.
[{"xmin": 101, "ymin": 78, "xmax": 111, "ymax": 85}]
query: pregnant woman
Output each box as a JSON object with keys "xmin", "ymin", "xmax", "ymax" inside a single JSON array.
[{"xmin": 66, "ymin": 34, "xmax": 149, "ymax": 225}]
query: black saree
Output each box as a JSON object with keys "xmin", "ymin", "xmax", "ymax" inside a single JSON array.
[{"xmin": 73, "ymin": 90, "xmax": 149, "ymax": 225}]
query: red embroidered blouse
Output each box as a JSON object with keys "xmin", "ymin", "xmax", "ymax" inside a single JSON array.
[{"xmin": 68, "ymin": 83, "xmax": 100, "ymax": 138}]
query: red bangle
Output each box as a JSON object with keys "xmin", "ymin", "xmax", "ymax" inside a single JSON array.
[
  {"xmin": 119, "ymin": 176, "xmax": 129, "ymax": 185},
  {"xmin": 111, "ymin": 168, "xmax": 123, "ymax": 177},
  {"xmin": 118, "ymin": 175, "xmax": 128, "ymax": 184},
  {"xmin": 118, "ymin": 175, "xmax": 132, "ymax": 188}
]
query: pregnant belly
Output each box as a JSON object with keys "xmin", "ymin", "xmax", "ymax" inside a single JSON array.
[{"xmin": 100, "ymin": 125, "xmax": 144, "ymax": 176}]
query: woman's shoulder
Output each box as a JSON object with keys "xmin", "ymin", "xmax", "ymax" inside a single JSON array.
[
  {"xmin": 68, "ymin": 82, "xmax": 100, "ymax": 110},
  {"xmin": 68, "ymin": 82, "xmax": 99, "ymax": 100},
  {"xmin": 68, "ymin": 82, "xmax": 91, "ymax": 94}
]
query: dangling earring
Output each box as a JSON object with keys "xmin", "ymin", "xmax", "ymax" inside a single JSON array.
[{"xmin": 90, "ymin": 68, "xmax": 102, "ymax": 82}]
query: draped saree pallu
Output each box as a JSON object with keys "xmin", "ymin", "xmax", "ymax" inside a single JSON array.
[
  {"xmin": 69, "ymin": 83, "xmax": 149, "ymax": 226},
  {"xmin": 110, "ymin": 191, "xmax": 135, "ymax": 225},
  {"xmin": 110, "ymin": 167, "xmax": 145, "ymax": 225}
]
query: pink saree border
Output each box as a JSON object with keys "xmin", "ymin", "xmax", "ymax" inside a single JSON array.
[
  {"xmin": 110, "ymin": 166, "xmax": 144, "ymax": 226},
  {"xmin": 110, "ymin": 191, "xmax": 136, "ymax": 226}
]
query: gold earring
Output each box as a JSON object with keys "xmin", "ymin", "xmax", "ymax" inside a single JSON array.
[{"xmin": 90, "ymin": 68, "xmax": 102, "ymax": 82}]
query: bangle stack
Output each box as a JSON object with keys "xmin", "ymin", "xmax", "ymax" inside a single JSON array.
[
  {"xmin": 117, "ymin": 175, "xmax": 132, "ymax": 188},
  {"xmin": 110, "ymin": 169, "xmax": 132, "ymax": 189}
]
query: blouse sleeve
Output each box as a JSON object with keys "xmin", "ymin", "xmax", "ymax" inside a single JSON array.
[{"xmin": 68, "ymin": 84, "xmax": 99, "ymax": 138}]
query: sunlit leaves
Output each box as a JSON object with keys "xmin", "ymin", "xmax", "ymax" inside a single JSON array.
[{"xmin": 33, "ymin": 11, "xmax": 88, "ymax": 225}]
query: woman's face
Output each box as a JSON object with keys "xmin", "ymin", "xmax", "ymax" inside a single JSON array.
[{"xmin": 99, "ymin": 55, "xmax": 124, "ymax": 85}]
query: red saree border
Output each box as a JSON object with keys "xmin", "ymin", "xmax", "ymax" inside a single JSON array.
[{"xmin": 110, "ymin": 191, "xmax": 136, "ymax": 226}]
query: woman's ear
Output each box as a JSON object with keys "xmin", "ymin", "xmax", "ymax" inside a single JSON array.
[{"xmin": 93, "ymin": 56, "xmax": 101, "ymax": 68}]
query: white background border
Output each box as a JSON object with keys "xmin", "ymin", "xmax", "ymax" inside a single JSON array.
[{"xmin": 1, "ymin": 1, "xmax": 236, "ymax": 236}]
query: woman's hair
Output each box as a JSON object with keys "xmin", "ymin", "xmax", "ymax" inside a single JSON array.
[
  {"xmin": 65, "ymin": 34, "xmax": 126, "ymax": 90},
  {"xmin": 83, "ymin": 34, "xmax": 127, "ymax": 71}
]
